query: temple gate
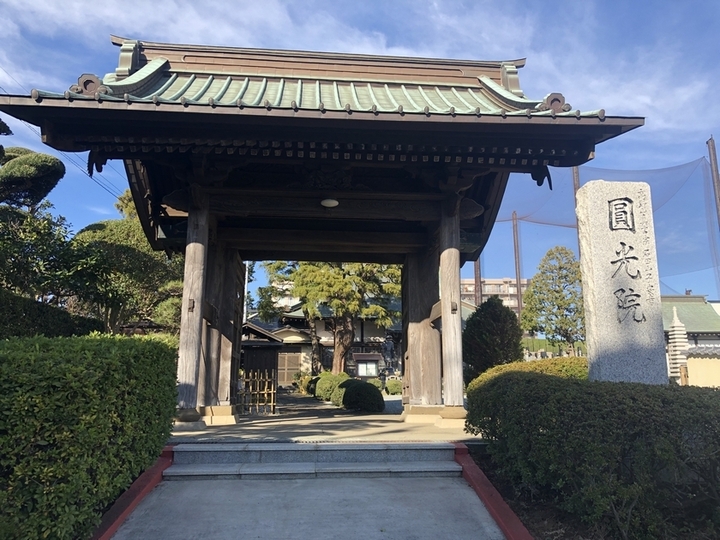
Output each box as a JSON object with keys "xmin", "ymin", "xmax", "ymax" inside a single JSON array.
[{"xmin": 0, "ymin": 36, "xmax": 642, "ymax": 425}]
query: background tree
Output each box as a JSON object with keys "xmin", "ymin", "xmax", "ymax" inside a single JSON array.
[
  {"xmin": 259, "ymin": 261, "xmax": 401, "ymax": 374},
  {"xmin": 0, "ymin": 147, "xmax": 65, "ymax": 209},
  {"xmin": 521, "ymin": 246, "xmax": 585, "ymax": 354},
  {"xmin": 462, "ymin": 295, "xmax": 523, "ymax": 383},
  {"xmin": 70, "ymin": 190, "xmax": 184, "ymax": 332}
]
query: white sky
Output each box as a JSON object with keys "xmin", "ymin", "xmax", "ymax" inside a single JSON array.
[{"xmin": 1, "ymin": 0, "xmax": 719, "ymax": 296}]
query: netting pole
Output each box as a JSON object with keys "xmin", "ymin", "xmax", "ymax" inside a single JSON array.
[
  {"xmin": 572, "ymin": 166, "xmax": 582, "ymax": 259},
  {"xmin": 474, "ymin": 257, "xmax": 483, "ymax": 306},
  {"xmin": 707, "ymin": 137, "xmax": 720, "ymax": 233},
  {"xmin": 512, "ymin": 211, "xmax": 523, "ymax": 317}
]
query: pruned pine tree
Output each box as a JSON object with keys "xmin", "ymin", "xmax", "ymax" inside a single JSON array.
[
  {"xmin": 0, "ymin": 147, "xmax": 65, "ymax": 209},
  {"xmin": 521, "ymin": 246, "xmax": 585, "ymax": 354},
  {"xmin": 259, "ymin": 261, "xmax": 401, "ymax": 374}
]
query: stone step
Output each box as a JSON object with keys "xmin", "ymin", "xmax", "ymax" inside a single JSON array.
[
  {"xmin": 164, "ymin": 442, "xmax": 461, "ymax": 480},
  {"xmin": 171, "ymin": 442, "xmax": 456, "ymax": 465},
  {"xmin": 163, "ymin": 460, "xmax": 462, "ymax": 480}
]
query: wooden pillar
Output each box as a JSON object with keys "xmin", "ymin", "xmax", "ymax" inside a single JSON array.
[
  {"xmin": 176, "ymin": 194, "xmax": 209, "ymax": 421},
  {"xmin": 402, "ymin": 247, "xmax": 442, "ymax": 407},
  {"xmin": 440, "ymin": 202, "xmax": 464, "ymax": 407},
  {"xmin": 217, "ymin": 247, "xmax": 239, "ymax": 405},
  {"xmin": 199, "ymin": 238, "xmax": 223, "ymax": 408}
]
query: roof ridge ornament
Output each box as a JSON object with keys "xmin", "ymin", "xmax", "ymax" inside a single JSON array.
[
  {"xmin": 115, "ymin": 40, "xmax": 141, "ymax": 80},
  {"xmin": 500, "ymin": 62, "xmax": 523, "ymax": 97},
  {"xmin": 535, "ymin": 92, "xmax": 573, "ymax": 114},
  {"xmin": 69, "ymin": 74, "xmax": 109, "ymax": 96}
]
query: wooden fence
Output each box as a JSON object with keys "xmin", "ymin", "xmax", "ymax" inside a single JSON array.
[{"xmin": 240, "ymin": 369, "xmax": 277, "ymax": 415}]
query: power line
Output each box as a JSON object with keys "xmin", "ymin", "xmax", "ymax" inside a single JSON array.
[{"xmin": 0, "ymin": 67, "xmax": 124, "ymax": 199}]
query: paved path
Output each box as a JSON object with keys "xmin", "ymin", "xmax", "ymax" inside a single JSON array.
[
  {"xmin": 111, "ymin": 393, "xmax": 504, "ymax": 539},
  {"xmin": 112, "ymin": 477, "xmax": 505, "ymax": 540}
]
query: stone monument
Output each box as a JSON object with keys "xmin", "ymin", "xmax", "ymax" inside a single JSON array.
[{"xmin": 576, "ymin": 180, "xmax": 668, "ymax": 384}]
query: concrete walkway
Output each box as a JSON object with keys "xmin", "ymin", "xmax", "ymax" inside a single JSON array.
[
  {"xmin": 110, "ymin": 393, "xmax": 506, "ymax": 539},
  {"xmin": 169, "ymin": 392, "xmax": 482, "ymax": 444}
]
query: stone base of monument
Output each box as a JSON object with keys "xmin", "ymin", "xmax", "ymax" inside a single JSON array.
[
  {"xmin": 401, "ymin": 405, "xmax": 443, "ymax": 423},
  {"xmin": 173, "ymin": 420, "xmax": 208, "ymax": 431},
  {"xmin": 434, "ymin": 406, "xmax": 467, "ymax": 428},
  {"xmin": 198, "ymin": 405, "xmax": 242, "ymax": 426}
]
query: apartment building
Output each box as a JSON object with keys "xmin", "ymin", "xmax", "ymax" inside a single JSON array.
[{"xmin": 460, "ymin": 277, "xmax": 529, "ymax": 315}]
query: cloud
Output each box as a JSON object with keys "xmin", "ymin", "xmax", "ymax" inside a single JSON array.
[{"xmin": 86, "ymin": 206, "xmax": 116, "ymax": 215}]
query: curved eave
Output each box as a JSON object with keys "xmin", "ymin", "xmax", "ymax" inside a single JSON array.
[{"xmin": 0, "ymin": 94, "xmax": 644, "ymax": 144}]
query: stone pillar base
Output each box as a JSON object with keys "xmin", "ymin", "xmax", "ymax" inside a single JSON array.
[
  {"xmin": 401, "ymin": 405, "xmax": 443, "ymax": 424},
  {"xmin": 434, "ymin": 406, "xmax": 467, "ymax": 428},
  {"xmin": 173, "ymin": 420, "xmax": 208, "ymax": 431},
  {"xmin": 198, "ymin": 405, "xmax": 242, "ymax": 425},
  {"xmin": 175, "ymin": 407, "xmax": 202, "ymax": 422}
]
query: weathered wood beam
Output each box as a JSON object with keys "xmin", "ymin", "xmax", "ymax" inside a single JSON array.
[
  {"xmin": 217, "ymin": 246, "xmax": 238, "ymax": 406},
  {"xmin": 176, "ymin": 191, "xmax": 210, "ymax": 421},
  {"xmin": 232, "ymin": 250, "xmax": 406, "ymax": 264},
  {"xmin": 218, "ymin": 228, "xmax": 427, "ymax": 253},
  {"xmin": 206, "ymin": 195, "xmax": 440, "ymax": 221},
  {"xmin": 402, "ymin": 247, "xmax": 442, "ymax": 407},
  {"xmin": 439, "ymin": 198, "xmax": 464, "ymax": 408}
]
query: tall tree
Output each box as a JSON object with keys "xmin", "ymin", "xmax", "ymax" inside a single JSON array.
[
  {"xmin": 259, "ymin": 261, "xmax": 401, "ymax": 374},
  {"xmin": 521, "ymin": 246, "xmax": 585, "ymax": 354},
  {"xmin": 71, "ymin": 190, "xmax": 184, "ymax": 332},
  {"xmin": 462, "ymin": 295, "xmax": 523, "ymax": 383}
]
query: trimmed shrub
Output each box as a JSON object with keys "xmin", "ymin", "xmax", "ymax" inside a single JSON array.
[
  {"xmin": 367, "ymin": 377, "xmax": 383, "ymax": 390},
  {"xmin": 385, "ymin": 379, "xmax": 402, "ymax": 395},
  {"xmin": 0, "ymin": 334, "xmax": 178, "ymax": 540},
  {"xmin": 330, "ymin": 378, "xmax": 363, "ymax": 407},
  {"xmin": 466, "ymin": 370, "xmax": 720, "ymax": 539},
  {"xmin": 315, "ymin": 372, "xmax": 349, "ymax": 401},
  {"xmin": 470, "ymin": 356, "xmax": 588, "ymax": 388},
  {"xmin": 305, "ymin": 376, "xmax": 321, "ymax": 396},
  {"xmin": 0, "ymin": 288, "xmax": 104, "ymax": 339},
  {"xmin": 343, "ymin": 381, "xmax": 385, "ymax": 413},
  {"xmin": 462, "ymin": 295, "xmax": 523, "ymax": 384}
]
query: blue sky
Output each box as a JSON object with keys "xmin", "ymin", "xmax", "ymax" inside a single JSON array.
[{"xmin": 1, "ymin": 0, "xmax": 719, "ymax": 297}]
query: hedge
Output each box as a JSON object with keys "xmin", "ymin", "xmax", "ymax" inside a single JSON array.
[
  {"xmin": 0, "ymin": 334, "xmax": 178, "ymax": 539},
  {"xmin": 466, "ymin": 365, "xmax": 720, "ymax": 539},
  {"xmin": 0, "ymin": 288, "xmax": 104, "ymax": 339},
  {"xmin": 470, "ymin": 356, "xmax": 588, "ymax": 386}
]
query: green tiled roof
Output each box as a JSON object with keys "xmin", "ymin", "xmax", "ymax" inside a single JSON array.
[
  {"xmin": 30, "ymin": 37, "xmax": 606, "ymax": 120},
  {"xmin": 662, "ymin": 296, "xmax": 720, "ymax": 333}
]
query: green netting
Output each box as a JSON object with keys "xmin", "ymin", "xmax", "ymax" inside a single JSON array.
[{"xmin": 479, "ymin": 157, "xmax": 719, "ymax": 298}]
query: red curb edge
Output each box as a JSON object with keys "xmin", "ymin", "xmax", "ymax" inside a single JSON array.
[
  {"xmin": 91, "ymin": 445, "xmax": 175, "ymax": 540},
  {"xmin": 454, "ymin": 443, "xmax": 534, "ymax": 540}
]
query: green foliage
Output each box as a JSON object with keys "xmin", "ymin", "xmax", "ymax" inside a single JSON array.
[
  {"xmin": 0, "ymin": 148, "xmax": 65, "ymax": 208},
  {"xmin": 261, "ymin": 261, "xmax": 401, "ymax": 373},
  {"xmin": 73, "ymin": 218, "xmax": 183, "ymax": 332},
  {"xmin": 367, "ymin": 377, "xmax": 383, "ymax": 390},
  {"xmin": 521, "ymin": 246, "xmax": 585, "ymax": 353},
  {"xmin": 0, "ymin": 334, "xmax": 178, "ymax": 540},
  {"xmin": 0, "ymin": 288, "xmax": 103, "ymax": 338},
  {"xmin": 330, "ymin": 378, "xmax": 362, "ymax": 407},
  {"xmin": 466, "ymin": 370, "xmax": 720, "ymax": 539},
  {"xmin": 385, "ymin": 379, "xmax": 402, "ymax": 395},
  {"xmin": 0, "ymin": 202, "xmax": 104, "ymax": 304},
  {"xmin": 315, "ymin": 374, "xmax": 347, "ymax": 401},
  {"xmin": 151, "ymin": 280, "xmax": 183, "ymax": 334},
  {"xmin": 114, "ymin": 189, "xmax": 137, "ymax": 219},
  {"xmin": 468, "ymin": 357, "xmax": 588, "ymax": 390},
  {"xmin": 463, "ymin": 295, "xmax": 523, "ymax": 383},
  {"xmin": 342, "ymin": 381, "xmax": 386, "ymax": 413}
]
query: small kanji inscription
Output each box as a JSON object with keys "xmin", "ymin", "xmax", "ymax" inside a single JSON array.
[
  {"xmin": 608, "ymin": 198, "xmax": 635, "ymax": 232},
  {"xmin": 614, "ymin": 287, "xmax": 646, "ymax": 323}
]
